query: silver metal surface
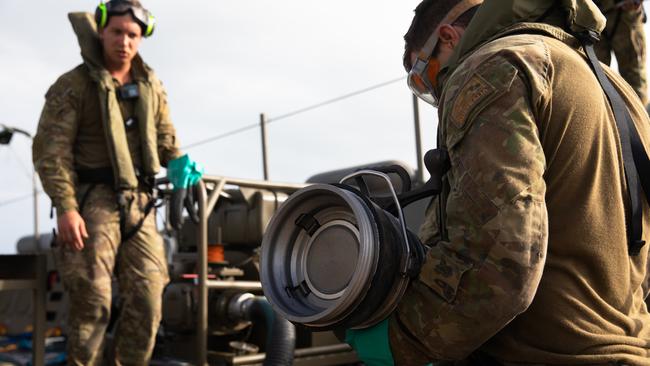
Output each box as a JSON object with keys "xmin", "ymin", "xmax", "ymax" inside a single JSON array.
[
  {"xmin": 301, "ymin": 220, "xmax": 359, "ymax": 300},
  {"xmin": 260, "ymin": 184, "xmax": 380, "ymax": 327}
]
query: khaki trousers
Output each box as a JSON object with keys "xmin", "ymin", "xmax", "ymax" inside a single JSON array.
[{"xmin": 54, "ymin": 184, "xmax": 169, "ymax": 366}]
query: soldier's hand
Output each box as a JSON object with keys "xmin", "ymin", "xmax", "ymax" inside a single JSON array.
[{"xmin": 57, "ymin": 210, "xmax": 89, "ymax": 251}]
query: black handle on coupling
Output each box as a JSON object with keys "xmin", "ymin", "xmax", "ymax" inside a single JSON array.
[{"xmin": 370, "ymin": 149, "xmax": 450, "ymax": 213}]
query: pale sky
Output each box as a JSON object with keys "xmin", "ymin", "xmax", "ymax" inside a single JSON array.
[
  {"xmin": 0, "ymin": 2, "xmax": 644, "ymax": 254},
  {"xmin": 0, "ymin": 1, "xmax": 436, "ymax": 253}
]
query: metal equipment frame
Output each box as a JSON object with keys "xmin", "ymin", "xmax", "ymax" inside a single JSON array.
[
  {"xmin": 193, "ymin": 175, "xmax": 306, "ymax": 365},
  {"xmin": 0, "ymin": 254, "xmax": 46, "ymax": 366}
]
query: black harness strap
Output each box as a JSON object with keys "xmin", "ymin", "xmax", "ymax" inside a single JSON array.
[
  {"xmin": 78, "ymin": 184, "xmax": 97, "ymax": 214},
  {"xmin": 77, "ymin": 167, "xmax": 157, "ymax": 243},
  {"xmin": 580, "ymin": 31, "xmax": 650, "ymax": 255},
  {"xmin": 121, "ymin": 195, "xmax": 156, "ymax": 242}
]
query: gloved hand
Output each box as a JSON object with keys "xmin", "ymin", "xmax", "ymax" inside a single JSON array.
[
  {"xmin": 345, "ymin": 318, "xmax": 394, "ymax": 366},
  {"xmin": 167, "ymin": 154, "xmax": 203, "ymax": 229},
  {"xmin": 167, "ymin": 154, "xmax": 203, "ymax": 190}
]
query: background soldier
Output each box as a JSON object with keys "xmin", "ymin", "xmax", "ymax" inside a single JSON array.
[
  {"xmin": 32, "ymin": 1, "xmax": 201, "ymax": 364},
  {"xmin": 594, "ymin": 0, "xmax": 648, "ymax": 104},
  {"xmin": 346, "ymin": 0, "xmax": 650, "ymax": 364}
]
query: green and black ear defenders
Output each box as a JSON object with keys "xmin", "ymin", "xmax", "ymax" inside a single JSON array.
[{"xmin": 95, "ymin": 0, "xmax": 156, "ymax": 37}]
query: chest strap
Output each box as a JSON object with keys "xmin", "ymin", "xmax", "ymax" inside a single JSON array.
[{"xmin": 579, "ymin": 31, "xmax": 650, "ymax": 256}]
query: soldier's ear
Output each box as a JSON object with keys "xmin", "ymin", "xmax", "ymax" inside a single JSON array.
[{"xmin": 438, "ymin": 24, "xmax": 462, "ymax": 49}]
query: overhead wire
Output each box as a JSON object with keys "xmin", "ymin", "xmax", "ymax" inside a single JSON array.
[
  {"xmin": 3, "ymin": 76, "xmax": 407, "ymax": 205},
  {"xmin": 182, "ymin": 122, "xmax": 260, "ymax": 150},
  {"xmin": 267, "ymin": 76, "xmax": 406, "ymax": 123},
  {"xmin": 0, "ymin": 191, "xmax": 42, "ymax": 208},
  {"xmin": 181, "ymin": 76, "xmax": 406, "ymax": 150},
  {"xmin": 8, "ymin": 145, "xmax": 34, "ymax": 181}
]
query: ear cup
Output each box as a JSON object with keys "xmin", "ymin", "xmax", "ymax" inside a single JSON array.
[
  {"xmin": 94, "ymin": 0, "xmax": 156, "ymax": 38},
  {"xmin": 95, "ymin": 2, "xmax": 108, "ymax": 29},
  {"xmin": 143, "ymin": 12, "xmax": 155, "ymax": 37}
]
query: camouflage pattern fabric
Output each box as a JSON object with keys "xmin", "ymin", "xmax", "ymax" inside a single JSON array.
[
  {"xmin": 33, "ymin": 63, "xmax": 180, "ymax": 217},
  {"xmin": 53, "ymin": 184, "xmax": 169, "ymax": 365},
  {"xmin": 390, "ymin": 21, "xmax": 650, "ymax": 366},
  {"xmin": 594, "ymin": 4, "xmax": 648, "ymax": 104},
  {"xmin": 417, "ymin": 197, "xmax": 441, "ymax": 246},
  {"xmin": 392, "ymin": 36, "xmax": 549, "ymax": 363},
  {"xmin": 32, "ymin": 11, "xmax": 179, "ymax": 366}
]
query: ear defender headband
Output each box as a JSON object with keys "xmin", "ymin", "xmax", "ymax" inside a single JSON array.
[{"xmin": 95, "ymin": 0, "xmax": 156, "ymax": 37}]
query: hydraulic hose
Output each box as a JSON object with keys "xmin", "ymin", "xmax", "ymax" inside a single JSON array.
[{"xmin": 229, "ymin": 294, "xmax": 296, "ymax": 366}]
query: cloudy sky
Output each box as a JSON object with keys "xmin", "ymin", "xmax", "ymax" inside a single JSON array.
[{"xmin": 0, "ymin": 1, "xmax": 437, "ymax": 253}]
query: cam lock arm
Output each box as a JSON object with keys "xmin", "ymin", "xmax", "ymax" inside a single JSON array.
[{"xmin": 358, "ymin": 149, "xmax": 450, "ymax": 214}]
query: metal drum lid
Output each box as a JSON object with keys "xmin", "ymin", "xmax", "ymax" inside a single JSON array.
[{"xmin": 260, "ymin": 184, "xmax": 380, "ymax": 328}]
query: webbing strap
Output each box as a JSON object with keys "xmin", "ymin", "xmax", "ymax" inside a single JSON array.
[
  {"xmin": 122, "ymin": 197, "xmax": 156, "ymax": 243},
  {"xmin": 580, "ymin": 33, "xmax": 650, "ymax": 255}
]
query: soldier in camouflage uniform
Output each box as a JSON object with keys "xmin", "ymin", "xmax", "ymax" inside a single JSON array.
[
  {"xmin": 32, "ymin": 1, "xmax": 181, "ymax": 364},
  {"xmin": 593, "ymin": 0, "xmax": 647, "ymax": 105},
  {"xmin": 377, "ymin": 0, "xmax": 650, "ymax": 364}
]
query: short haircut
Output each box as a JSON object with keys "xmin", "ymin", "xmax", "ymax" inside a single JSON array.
[{"xmin": 403, "ymin": 0, "xmax": 479, "ymax": 70}]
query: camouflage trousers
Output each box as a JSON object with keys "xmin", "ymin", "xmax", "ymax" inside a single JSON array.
[
  {"xmin": 54, "ymin": 184, "xmax": 169, "ymax": 366},
  {"xmin": 594, "ymin": 6, "xmax": 648, "ymax": 105}
]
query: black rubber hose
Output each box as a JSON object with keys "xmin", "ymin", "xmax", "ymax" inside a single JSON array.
[{"xmin": 247, "ymin": 297, "xmax": 296, "ymax": 366}]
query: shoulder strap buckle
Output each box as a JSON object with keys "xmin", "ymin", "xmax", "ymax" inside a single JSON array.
[{"xmin": 577, "ymin": 30, "xmax": 601, "ymax": 45}]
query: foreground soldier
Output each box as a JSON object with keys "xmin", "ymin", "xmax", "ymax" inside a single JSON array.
[
  {"xmin": 32, "ymin": 1, "xmax": 201, "ymax": 364},
  {"xmin": 594, "ymin": 0, "xmax": 647, "ymax": 105},
  {"xmin": 346, "ymin": 0, "xmax": 650, "ymax": 364}
]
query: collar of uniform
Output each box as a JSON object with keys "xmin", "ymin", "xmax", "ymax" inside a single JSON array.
[
  {"xmin": 438, "ymin": 0, "xmax": 605, "ymax": 92},
  {"xmin": 435, "ymin": 21, "xmax": 579, "ymax": 100},
  {"xmin": 487, "ymin": 22, "xmax": 579, "ymax": 48}
]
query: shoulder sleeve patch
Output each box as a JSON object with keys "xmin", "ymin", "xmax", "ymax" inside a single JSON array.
[{"xmin": 450, "ymin": 74, "xmax": 495, "ymax": 129}]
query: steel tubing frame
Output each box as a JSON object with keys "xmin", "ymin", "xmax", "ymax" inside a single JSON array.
[{"xmin": 194, "ymin": 175, "xmax": 306, "ymax": 365}]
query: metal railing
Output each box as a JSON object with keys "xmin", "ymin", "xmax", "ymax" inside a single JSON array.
[
  {"xmin": 0, "ymin": 255, "xmax": 46, "ymax": 366},
  {"xmin": 193, "ymin": 175, "xmax": 307, "ymax": 366}
]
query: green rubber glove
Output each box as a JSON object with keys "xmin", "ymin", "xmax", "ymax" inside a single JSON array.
[
  {"xmin": 167, "ymin": 154, "xmax": 204, "ymax": 190},
  {"xmin": 345, "ymin": 318, "xmax": 394, "ymax": 366}
]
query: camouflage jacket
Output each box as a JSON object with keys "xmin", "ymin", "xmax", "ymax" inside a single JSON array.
[
  {"xmin": 390, "ymin": 17, "xmax": 650, "ymax": 366},
  {"xmin": 33, "ymin": 14, "xmax": 180, "ymax": 216}
]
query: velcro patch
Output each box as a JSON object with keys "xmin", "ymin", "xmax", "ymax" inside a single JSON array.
[{"xmin": 451, "ymin": 74, "xmax": 495, "ymax": 129}]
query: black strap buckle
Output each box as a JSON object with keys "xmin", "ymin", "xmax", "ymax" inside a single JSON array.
[{"xmin": 576, "ymin": 30, "xmax": 601, "ymax": 45}]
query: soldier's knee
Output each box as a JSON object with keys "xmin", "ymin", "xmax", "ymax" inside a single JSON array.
[
  {"xmin": 68, "ymin": 279, "xmax": 112, "ymax": 324},
  {"xmin": 127, "ymin": 280, "xmax": 165, "ymax": 316}
]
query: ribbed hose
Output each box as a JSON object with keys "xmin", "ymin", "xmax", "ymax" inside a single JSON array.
[{"xmin": 247, "ymin": 297, "xmax": 296, "ymax": 366}]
